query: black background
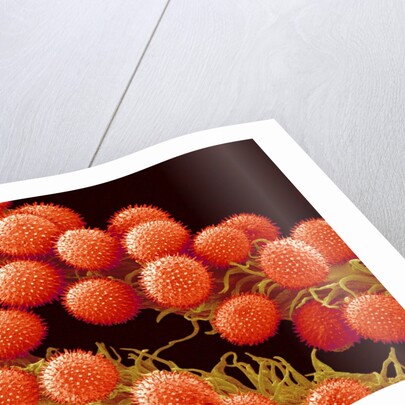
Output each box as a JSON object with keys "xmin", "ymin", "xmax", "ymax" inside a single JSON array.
[{"xmin": 9, "ymin": 140, "xmax": 404, "ymax": 380}]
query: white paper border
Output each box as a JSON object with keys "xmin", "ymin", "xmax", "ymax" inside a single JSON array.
[{"xmin": 0, "ymin": 119, "xmax": 404, "ymax": 404}]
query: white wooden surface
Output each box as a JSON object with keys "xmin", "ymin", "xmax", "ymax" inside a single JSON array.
[
  {"xmin": 1, "ymin": 0, "xmax": 405, "ymax": 257},
  {"xmin": 0, "ymin": 0, "xmax": 168, "ymax": 181}
]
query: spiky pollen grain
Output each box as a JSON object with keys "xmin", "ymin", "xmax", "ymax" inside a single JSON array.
[
  {"xmin": 213, "ymin": 293, "xmax": 280, "ymax": 346},
  {"xmin": 40, "ymin": 350, "xmax": 120, "ymax": 405},
  {"xmin": 0, "ymin": 201, "xmax": 11, "ymax": 210},
  {"xmin": 0, "ymin": 260, "xmax": 64, "ymax": 308},
  {"xmin": 125, "ymin": 220, "xmax": 190, "ymax": 263},
  {"xmin": 344, "ymin": 294, "xmax": 405, "ymax": 343},
  {"xmin": 131, "ymin": 370, "xmax": 221, "ymax": 405},
  {"xmin": 108, "ymin": 204, "xmax": 171, "ymax": 236},
  {"xmin": 63, "ymin": 278, "xmax": 140, "ymax": 325},
  {"xmin": 0, "ymin": 309, "xmax": 46, "ymax": 360},
  {"xmin": 221, "ymin": 392, "xmax": 277, "ymax": 404},
  {"xmin": 12, "ymin": 202, "xmax": 85, "ymax": 233},
  {"xmin": 56, "ymin": 228, "xmax": 121, "ymax": 271},
  {"xmin": 222, "ymin": 213, "xmax": 280, "ymax": 242},
  {"xmin": 0, "ymin": 214, "xmax": 59, "ymax": 257},
  {"xmin": 0, "ymin": 368, "xmax": 40, "ymax": 405},
  {"xmin": 305, "ymin": 378, "xmax": 370, "ymax": 405},
  {"xmin": 291, "ymin": 218, "xmax": 356, "ymax": 265},
  {"xmin": 140, "ymin": 255, "xmax": 213, "ymax": 309},
  {"xmin": 259, "ymin": 238, "xmax": 329, "ymax": 289},
  {"xmin": 293, "ymin": 301, "xmax": 360, "ymax": 351},
  {"xmin": 0, "ymin": 201, "xmax": 11, "ymax": 218},
  {"xmin": 193, "ymin": 225, "xmax": 250, "ymax": 267}
]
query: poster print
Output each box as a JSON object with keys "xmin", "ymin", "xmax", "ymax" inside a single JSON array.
[{"xmin": 0, "ymin": 121, "xmax": 404, "ymax": 405}]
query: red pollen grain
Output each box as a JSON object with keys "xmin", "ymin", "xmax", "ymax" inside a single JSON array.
[
  {"xmin": 193, "ymin": 225, "xmax": 250, "ymax": 268},
  {"xmin": 0, "ymin": 214, "xmax": 59, "ymax": 257},
  {"xmin": 131, "ymin": 370, "xmax": 221, "ymax": 405},
  {"xmin": 344, "ymin": 294, "xmax": 405, "ymax": 343},
  {"xmin": 63, "ymin": 278, "xmax": 140, "ymax": 325},
  {"xmin": 221, "ymin": 392, "xmax": 277, "ymax": 405},
  {"xmin": 293, "ymin": 301, "xmax": 360, "ymax": 351},
  {"xmin": 0, "ymin": 201, "xmax": 11, "ymax": 218},
  {"xmin": 291, "ymin": 218, "xmax": 356, "ymax": 265},
  {"xmin": 56, "ymin": 228, "xmax": 121, "ymax": 271},
  {"xmin": 259, "ymin": 238, "xmax": 329, "ymax": 289},
  {"xmin": 305, "ymin": 378, "xmax": 371, "ymax": 405},
  {"xmin": 0, "ymin": 201, "xmax": 11, "ymax": 210},
  {"xmin": 0, "ymin": 260, "xmax": 64, "ymax": 308},
  {"xmin": 108, "ymin": 204, "xmax": 171, "ymax": 236},
  {"xmin": 0, "ymin": 368, "xmax": 40, "ymax": 405},
  {"xmin": 12, "ymin": 202, "xmax": 85, "ymax": 233},
  {"xmin": 0, "ymin": 309, "xmax": 46, "ymax": 360},
  {"xmin": 140, "ymin": 255, "xmax": 213, "ymax": 309},
  {"xmin": 222, "ymin": 213, "xmax": 280, "ymax": 243},
  {"xmin": 125, "ymin": 220, "xmax": 190, "ymax": 263},
  {"xmin": 40, "ymin": 350, "xmax": 120, "ymax": 405},
  {"xmin": 213, "ymin": 293, "xmax": 280, "ymax": 346}
]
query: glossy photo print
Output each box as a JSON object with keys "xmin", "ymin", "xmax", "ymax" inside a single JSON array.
[{"xmin": 0, "ymin": 121, "xmax": 404, "ymax": 405}]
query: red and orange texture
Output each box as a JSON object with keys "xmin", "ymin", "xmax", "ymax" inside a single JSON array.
[{"xmin": 0, "ymin": 202, "xmax": 404, "ymax": 405}]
